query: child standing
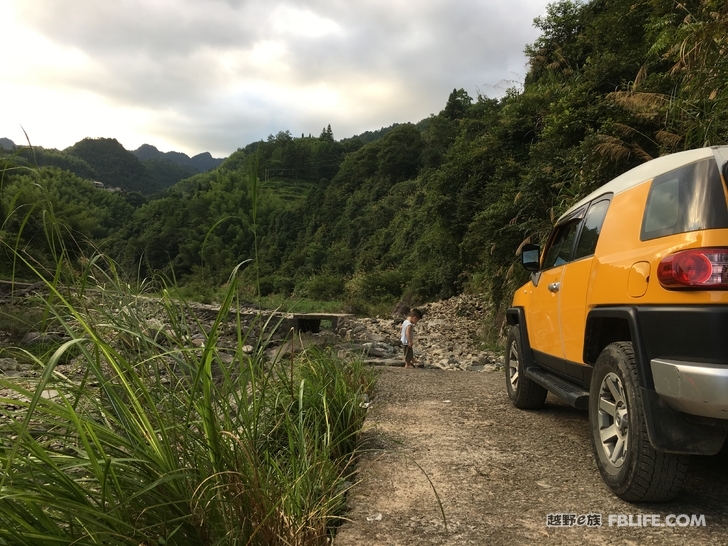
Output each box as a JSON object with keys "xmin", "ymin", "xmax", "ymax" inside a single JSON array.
[{"xmin": 400, "ymin": 308, "xmax": 423, "ymax": 368}]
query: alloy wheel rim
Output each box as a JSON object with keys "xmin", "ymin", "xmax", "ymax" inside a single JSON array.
[
  {"xmin": 508, "ymin": 341, "xmax": 519, "ymax": 390},
  {"xmin": 596, "ymin": 371, "xmax": 629, "ymax": 468}
]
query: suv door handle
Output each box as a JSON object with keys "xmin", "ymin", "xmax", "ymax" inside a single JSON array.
[{"xmin": 548, "ymin": 282, "xmax": 560, "ymax": 293}]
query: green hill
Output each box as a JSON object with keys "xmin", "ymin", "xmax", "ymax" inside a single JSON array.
[
  {"xmin": 65, "ymin": 138, "xmax": 149, "ymax": 192},
  {"xmin": 64, "ymin": 137, "xmax": 221, "ymax": 195}
]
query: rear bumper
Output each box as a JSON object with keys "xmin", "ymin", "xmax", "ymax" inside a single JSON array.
[{"xmin": 651, "ymin": 358, "xmax": 728, "ymax": 419}]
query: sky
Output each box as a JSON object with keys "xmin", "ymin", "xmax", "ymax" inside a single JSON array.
[{"xmin": 0, "ymin": 0, "xmax": 552, "ymax": 158}]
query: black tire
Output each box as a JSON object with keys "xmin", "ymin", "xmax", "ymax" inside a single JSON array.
[
  {"xmin": 505, "ymin": 324, "xmax": 547, "ymax": 409},
  {"xmin": 588, "ymin": 342, "xmax": 689, "ymax": 502}
]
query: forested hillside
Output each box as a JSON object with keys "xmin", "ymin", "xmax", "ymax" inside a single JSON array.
[
  {"xmin": 2, "ymin": 0, "xmax": 726, "ymax": 320},
  {"xmin": 1, "ymin": 137, "xmax": 222, "ymax": 196}
]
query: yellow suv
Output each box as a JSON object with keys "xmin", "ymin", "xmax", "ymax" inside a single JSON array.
[{"xmin": 505, "ymin": 146, "xmax": 728, "ymax": 502}]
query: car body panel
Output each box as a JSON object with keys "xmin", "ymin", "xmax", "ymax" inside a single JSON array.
[{"xmin": 508, "ymin": 145, "xmax": 728, "ymax": 456}]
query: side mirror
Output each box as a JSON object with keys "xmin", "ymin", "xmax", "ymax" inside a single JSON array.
[{"xmin": 521, "ymin": 243, "xmax": 540, "ymax": 272}]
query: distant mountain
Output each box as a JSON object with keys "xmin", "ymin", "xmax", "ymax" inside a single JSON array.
[
  {"xmin": 66, "ymin": 138, "xmax": 149, "ymax": 193},
  {"xmin": 63, "ymin": 137, "xmax": 223, "ymax": 195},
  {"xmin": 133, "ymin": 144, "xmax": 224, "ymax": 172},
  {"xmin": 1, "ymin": 136, "xmax": 224, "ymax": 196}
]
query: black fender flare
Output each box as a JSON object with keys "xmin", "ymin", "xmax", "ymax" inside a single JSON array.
[
  {"xmin": 505, "ymin": 307, "xmax": 538, "ymax": 372},
  {"xmin": 586, "ymin": 307, "xmax": 727, "ymax": 455}
]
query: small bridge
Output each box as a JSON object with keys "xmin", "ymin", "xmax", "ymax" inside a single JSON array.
[{"xmin": 284, "ymin": 313, "xmax": 354, "ymax": 333}]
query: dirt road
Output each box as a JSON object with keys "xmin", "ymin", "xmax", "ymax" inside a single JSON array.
[{"xmin": 333, "ymin": 367, "xmax": 728, "ymax": 545}]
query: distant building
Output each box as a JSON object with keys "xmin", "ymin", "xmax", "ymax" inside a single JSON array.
[{"xmin": 92, "ymin": 181, "xmax": 105, "ymax": 189}]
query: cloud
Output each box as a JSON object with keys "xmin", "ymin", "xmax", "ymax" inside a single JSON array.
[{"xmin": 1, "ymin": 0, "xmax": 549, "ymax": 156}]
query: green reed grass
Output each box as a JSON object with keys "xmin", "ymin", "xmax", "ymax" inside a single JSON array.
[
  {"xmin": 0, "ymin": 256, "xmax": 374, "ymax": 545},
  {"xmin": 0, "ymin": 158, "xmax": 376, "ymax": 545}
]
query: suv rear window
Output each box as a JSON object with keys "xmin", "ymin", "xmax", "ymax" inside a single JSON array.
[{"xmin": 641, "ymin": 158, "xmax": 728, "ymax": 240}]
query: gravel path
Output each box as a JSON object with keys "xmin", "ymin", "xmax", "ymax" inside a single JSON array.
[{"xmin": 333, "ymin": 366, "xmax": 728, "ymax": 545}]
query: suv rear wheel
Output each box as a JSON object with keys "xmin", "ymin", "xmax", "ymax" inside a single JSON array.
[
  {"xmin": 589, "ymin": 342, "xmax": 689, "ymax": 501},
  {"xmin": 505, "ymin": 325, "xmax": 547, "ymax": 409}
]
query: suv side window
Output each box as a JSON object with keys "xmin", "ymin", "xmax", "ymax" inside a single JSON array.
[
  {"xmin": 641, "ymin": 158, "xmax": 728, "ymax": 240},
  {"xmin": 573, "ymin": 198, "xmax": 611, "ymax": 260},
  {"xmin": 542, "ymin": 216, "xmax": 582, "ymax": 270}
]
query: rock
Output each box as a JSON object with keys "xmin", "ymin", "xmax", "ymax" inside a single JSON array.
[
  {"xmin": 365, "ymin": 347, "xmax": 391, "ymax": 358},
  {"xmin": 217, "ymin": 352, "xmax": 235, "ymax": 365},
  {"xmin": 21, "ymin": 331, "xmax": 62, "ymax": 346},
  {"xmin": 331, "ymin": 293, "xmax": 502, "ymax": 371},
  {"xmin": 0, "ymin": 358, "xmax": 20, "ymax": 372},
  {"xmin": 144, "ymin": 318, "xmax": 165, "ymax": 338},
  {"xmin": 190, "ymin": 334, "xmax": 206, "ymax": 348},
  {"xmin": 41, "ymin": 389, "xmax": 59, "ymax": 400}
]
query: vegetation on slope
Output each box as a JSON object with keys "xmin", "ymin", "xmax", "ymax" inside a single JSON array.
[{"xmin": 3, "ymin": 0, "xmax": 727, "ymax": 320}]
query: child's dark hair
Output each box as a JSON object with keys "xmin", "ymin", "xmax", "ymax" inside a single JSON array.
[{"xmin": 409, "ymin": 308, "xmax": 423, "ymax": 319}]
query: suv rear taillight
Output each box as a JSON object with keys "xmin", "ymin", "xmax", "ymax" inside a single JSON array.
[{"xmin": 657, "ymin": 248, "xmax": 728, "ymax": 289}]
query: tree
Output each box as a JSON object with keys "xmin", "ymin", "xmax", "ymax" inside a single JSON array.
[
  {"xmin": 376, "ymin": 124, "xmax": 423, "ymax": 183},
  {"xmin": 649, "ymin": 0, "xmax": 728, "ymax": 148},
  {"xmin": 319, "ymin": 124, "xmax": 334, "ymax": 142},
  {"xmin": 442, "ymin": 89, "xmax": 473, "ymax": 120}
]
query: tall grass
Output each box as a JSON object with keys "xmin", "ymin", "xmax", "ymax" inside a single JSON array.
[
  {"xmin": 0, "ymin": 158, "xmax": 376, "ymax": 545},
  {"xmin": 0, "ymin": 256, "xmax": 374, "ymax": 545}
]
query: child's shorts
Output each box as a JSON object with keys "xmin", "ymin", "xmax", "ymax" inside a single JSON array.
[{"xmin": 403, "ymin": 345, "xmax": 414, "ymax": 364}]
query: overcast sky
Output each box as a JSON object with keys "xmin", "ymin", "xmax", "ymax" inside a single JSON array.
[{"xmin": 1, "ymin": 0, "xmax": 551, "ymax": 158}]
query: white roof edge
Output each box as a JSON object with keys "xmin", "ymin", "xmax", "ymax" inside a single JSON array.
[{"xmin": 559, "ymin": 146, "xmax": 723, "ymax": 221}]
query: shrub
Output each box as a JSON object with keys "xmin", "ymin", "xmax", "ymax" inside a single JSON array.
[
  {"xmin": 344, "ymin": 270, "xmax": 407, "ymax": 304},
  {"xmin": 300, "ymin": 274, "xmax": 345, "ymax": 300}
]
